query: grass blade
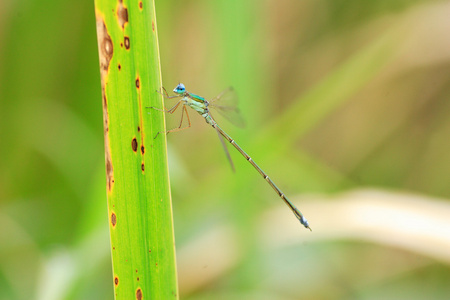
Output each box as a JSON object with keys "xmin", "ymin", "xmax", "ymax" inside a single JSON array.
[{"xmin": 94, "ymin": 0, "xmax": 178, "ymax": 298}]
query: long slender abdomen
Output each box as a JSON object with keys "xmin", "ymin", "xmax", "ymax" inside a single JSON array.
[{"xmin": 211, "ymin": 123, "xmax": 310, "ymax": 230}]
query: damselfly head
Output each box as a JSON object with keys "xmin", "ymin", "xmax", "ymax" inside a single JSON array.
[{"xmin": 173, "ymin": 83, "xmax": 186, "ymax": 94}]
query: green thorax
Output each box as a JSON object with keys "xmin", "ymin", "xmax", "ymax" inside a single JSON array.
[
  {"xmin": 188, "ymin": 93, "xmax": 206, "ymax": 103},
  {"xmin": 184, "ymin": 92, "xmax": 208, "ymax": 116}
]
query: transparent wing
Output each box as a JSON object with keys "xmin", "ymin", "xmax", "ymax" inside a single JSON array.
[
  {"xmin": 209, "ymin": 87, "xmax": 246, "ymax": 128},
  {"xmin": 207, "ymin": 111, "xmax": 235, "ymax": 172},
  {"xmin": 215, "ymin": 126, "xmax": 235, "ymax": 172}
]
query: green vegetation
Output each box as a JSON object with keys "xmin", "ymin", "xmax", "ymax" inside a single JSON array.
[{"xmin": 94, "ymin": 0, "xmax": 177, "ymax": 298}]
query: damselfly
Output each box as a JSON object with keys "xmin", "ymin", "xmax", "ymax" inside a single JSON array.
[{"xmin": 150, "ymin": 83, "xmax": 310, "ymax": 230}]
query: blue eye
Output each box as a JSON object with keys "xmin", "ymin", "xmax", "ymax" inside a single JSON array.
[{"xmin": 173, "ymin": 83, "xmax": 186, "ymax": 94}]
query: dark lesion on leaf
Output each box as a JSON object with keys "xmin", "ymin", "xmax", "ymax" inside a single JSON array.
[
  {"xmin": 111, "ymin": 212, "xmax": 117, "ymax": 227},
  {"xmin": 95, "ymin": 16, "xmax": 114, "ymax": 192},
  {"xmin": 132, "ymin": 138, "xmax": 138, "ymax": 152},
  {"xmin": 117, "ymin": 1, "xmax": 128, "ymax": 30},
  {"xmin": 136, "ymin": 288, "xmax": 143, "ymax": 300},
  {"xmin": 96, "ymin": 20, "xmax": 113, "ymax": 72}
]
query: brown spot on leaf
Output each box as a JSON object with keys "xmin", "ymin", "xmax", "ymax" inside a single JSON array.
[
  {"xmin": 136, "ymin": 288, "xmax": 143, "ymax": 300},
  {"xmin": 106, "ymin": 155, "xmax": 114, "ymax": 192},
  {"xmin": 102, "ymin": 93, "xmax": 108, "ymax": 118},
  {"xmin": 132, "ymin": 138, "xmax": 138, "ymax": 152},
  {"xmin": 137, "ymin": 126, "xmax": 140, "ymax": 132},
  {"xmin": 152, "ymin": 20, "xmax": 155, "ymax": 32},
  {"xmin": 117, "ymin": 1, "xmax": 128, "ymax": 29},
  {"xmin": 96, "ymin": 20, "xmax": 113, "ymax": 72},
  {"xmin": 141, "ymin": 163, "xmax": 144, "ymax": 171},
  {"xmin": 118, "ymin": 64, "xmax": 121, "ymax": 70},
  {"xmin": 114, "ymin": 277, "xmax": 119, "ymax": 286},
  {"xmin": 136, "ymin": 78, "xmax": 140, "ymax": 88},
  {"xmin": 139, "ymin": 2, "xmax": 143, "ymax": 9},
  {"xmin": 140, "ymin": 145, "xmax": 145, "ymax": 154},
  {"xmin": 96, "ymin": 15, "xmax": 114, "ymax": 193},
  {"xmin": 110, "ymin": 214, "xmax": 116, "ymax": 226},
  {"xmin": 124, "ymin": 36, "xmax": 130, "ymax": 49},
  {"xmin": 137, "ymin": 277, "xmax": 139, "ymax": 281}
]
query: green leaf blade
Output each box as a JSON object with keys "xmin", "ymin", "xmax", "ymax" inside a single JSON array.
[{"xmin": 94, "ymin": 0, "xmax": 178, "ymax": 298}]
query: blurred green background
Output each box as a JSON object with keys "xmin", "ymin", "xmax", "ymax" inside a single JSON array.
[{"xmin": 1, "ymin": 0, "xmax": 450, "ymax": 299}]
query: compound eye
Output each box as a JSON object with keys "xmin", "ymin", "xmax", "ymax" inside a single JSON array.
[{"xmin": 173, "ymin": 83, "xmax": 185, "ymax": 94}]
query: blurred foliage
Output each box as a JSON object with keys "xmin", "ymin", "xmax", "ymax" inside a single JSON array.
[{"xmin": 1, "ymin": 0, "xmax": 450, "ymax": 299}]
